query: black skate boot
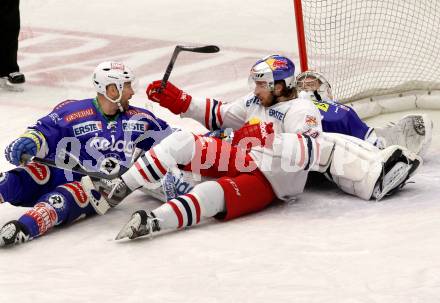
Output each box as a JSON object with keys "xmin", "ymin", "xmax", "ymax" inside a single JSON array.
[
  {"xmin": 1, "ymin": 72, "xmax": 26, "ymax": 92},
  {"xmin": 0, "ymin": 220, "xmax": 31, "ymax": 247},
  {"xmin": 115, "ymin": 210, "xmax": 161, "ymax": 240}
]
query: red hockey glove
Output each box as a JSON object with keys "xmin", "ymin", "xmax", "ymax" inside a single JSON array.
[
  {"xmin": 232, "ymin": 121, "xmax": 274, "ymax": 151},
  {"xmin": 146, "ymin": 80, "xmax": 192, "ymax": 115}
]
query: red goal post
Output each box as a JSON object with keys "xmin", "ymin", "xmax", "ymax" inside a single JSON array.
[{"xmin": 293, "ymin": 0, "xmax": 440, "ymax": 116}]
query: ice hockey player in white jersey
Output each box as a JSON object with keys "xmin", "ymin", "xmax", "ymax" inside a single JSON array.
[
  {"xmin": 295, "ymin": 70, "xmax": 432, "ymax": 156},
  {"xmin": 82, "ymin": 54, "xmax": 324, "ymax": 240},
  {"xmin": 137, "ymin": 58, "xmax": 422, "ymax": 204},
  {"xmin": 137, "ymin": 63, "xmax": 422, "ymax": 205}
]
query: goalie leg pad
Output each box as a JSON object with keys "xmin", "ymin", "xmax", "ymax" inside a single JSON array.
[
  {"xmin": 372, "ymin": 147, "xmax": 421, "ymax": 200},
  {"xmin": 320, "ymin": 133, "xmax": 422, "ymax": 200}
]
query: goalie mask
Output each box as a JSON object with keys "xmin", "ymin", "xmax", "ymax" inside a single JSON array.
[
  {"xmin": 248, "ymin": 55, "xmax": 296, "ymax": 92},
  {"xmin": 296, "ymin": 70, "xmax": 333, "ymax": 101},
  {"xmin": 93, "ymin": 61, "xmax": 135, "ymax": 111}
]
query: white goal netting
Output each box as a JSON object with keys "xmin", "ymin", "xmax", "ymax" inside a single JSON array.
[{"xmin": 299, "ymin": 0, "xmax": 440, "ymax": 102}]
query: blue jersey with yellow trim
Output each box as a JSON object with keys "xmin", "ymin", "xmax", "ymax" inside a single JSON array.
[{"xmin": 311, "ymin": 96, "xmax": 371, "ymax": 140}]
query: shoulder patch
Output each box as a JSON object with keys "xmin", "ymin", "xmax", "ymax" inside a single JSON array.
[{"xmin": 305, "ymin": 115, "xmax": 318, "ymax": 127}]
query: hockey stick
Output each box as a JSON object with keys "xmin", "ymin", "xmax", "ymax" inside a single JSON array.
[
  {"xmin": 159, "ymin": 44, "xmax": 220, "ymax": 92},
  {"xmin": 19, "ymin": 131, "xmax": 153, "ymax": 180},
  {"xmin": 21, "ymin": 153, "xmax": 117, "ymax": 180}
]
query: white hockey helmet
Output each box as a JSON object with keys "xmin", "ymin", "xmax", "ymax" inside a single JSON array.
[
  {"xmin": 93, "ymin": 61, "xmax": 135, "ymax": 110},
  {"xmin": 296, "ymin": 70, "xmax": 333, "ymax": 100},
  {"xmin": 248, "ymin": 54, "xmax": 296, "ymax": 91}
]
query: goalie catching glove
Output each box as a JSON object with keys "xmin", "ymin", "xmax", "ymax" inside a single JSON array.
[{"xmin": 146, "ymin": 80, "xmax": 192, "ymax": 115}]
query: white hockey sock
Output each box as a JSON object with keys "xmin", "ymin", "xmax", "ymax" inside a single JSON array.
[
  {"xmin": 153, "ymin": 181, "xmax": 225, "ymax": 230},
  {"xmin": 122, "ymin": 130, "xmax": 197, "ymax": 190}
]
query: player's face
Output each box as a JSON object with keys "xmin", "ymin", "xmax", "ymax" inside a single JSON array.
[
  {"xmin": 297, "ymin": 76, "xmax": 321, "ymax": 92},
  {"xmin": 253, "ymin": 81, "xmax": 274, "ymax": 107},
  {"xmin": 119, "ymin": 82, "xmax": 135, "ymax": 109}
]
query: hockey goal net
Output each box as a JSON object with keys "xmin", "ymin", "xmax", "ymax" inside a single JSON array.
[{"xmin": 294, "ymin": 0, "xmax": 440, "ymax": 105}]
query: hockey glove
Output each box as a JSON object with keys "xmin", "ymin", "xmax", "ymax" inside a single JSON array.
[
  {"xmin": 5, "ymin": 132, "xmax": 41, "ymax": 166},
  {"xmin": 232, "ymin": 121, "xmax": 274, "ymax": 151},
  {"xmin": 205, "ymin": 128, "xmax": 234, "ymax": 142},
  {"xmin": 146, "ymin": 80, "xmax": 192, "ymax": 115}
]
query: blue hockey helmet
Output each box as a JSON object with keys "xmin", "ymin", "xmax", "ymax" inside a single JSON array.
[{"xmin": 249, "ymin": 55, "xmax": 296, "ymax": 91}]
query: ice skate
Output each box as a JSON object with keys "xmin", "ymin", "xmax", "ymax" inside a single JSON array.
[
  {"xmin": 0, "ymin": 220, "xmax": 31, "ymax": 247},
  {"xmin": 80, "ymin": 175, "xmax": 133, "ymax": 215},
  {"xmin": 115, "ymin": 210, "xmax": 160, "ymax": 240},
  {"xmin": 82, "ymin": 176, "xmax": 132, "ymax": 207},
  {"xmin": 372, "ymin": 147, "xmax": 422, "ymax": 201}
]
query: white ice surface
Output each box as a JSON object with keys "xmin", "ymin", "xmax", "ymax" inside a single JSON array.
[{"xmin": 1, "ymin": 1, "xmax": 440, "ymax": 302}]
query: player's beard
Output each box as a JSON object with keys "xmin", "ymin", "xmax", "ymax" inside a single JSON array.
[{"xmin": 259, "ymin": 94, "xmax": 277, "ymax": 107}]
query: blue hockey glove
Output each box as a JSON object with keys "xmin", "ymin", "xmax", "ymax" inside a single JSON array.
[{"xmin": 5, "ymin": 134, "xmax": 40, "ymax": 166}]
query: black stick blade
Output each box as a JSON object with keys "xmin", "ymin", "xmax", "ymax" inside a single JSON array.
[{"xmin": 180, "ymin": 45, "xmax": 220, "ymax": 53}]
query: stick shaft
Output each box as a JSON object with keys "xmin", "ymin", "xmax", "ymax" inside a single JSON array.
[
  {"xmin": 21, "ymin": 154, "xmax": 116, "ymax": 180},
  {"xmin": 159, "ymin": 44, "xmax": 220, "ymax": 92}
]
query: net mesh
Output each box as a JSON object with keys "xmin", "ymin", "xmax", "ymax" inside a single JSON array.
[{"xmin": 300, "ymin": 0, "xmax": 440, "ymax": 102}]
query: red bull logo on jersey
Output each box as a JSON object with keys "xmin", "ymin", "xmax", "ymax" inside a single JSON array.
[
  {"xmin": 266, "ymin": 58, "xmax": 288, "ymax": 71},
  {"xmin": 73, "ymin": 121, "xmax": 103, "ymax": 137}
]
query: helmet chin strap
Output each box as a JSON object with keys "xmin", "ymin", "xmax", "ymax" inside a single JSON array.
[{"xmin": 104, "ymin": 87, "xmax": 124, "ymax": 112}]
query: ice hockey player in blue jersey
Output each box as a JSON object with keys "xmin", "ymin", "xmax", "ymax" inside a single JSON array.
[
  {"xmin": 0, "ymin": 61, "xmax": 172, "ymax": 247},
  {"xmin": 295, "ymin": 70, "xmax": 432, "ymax": 156}
]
